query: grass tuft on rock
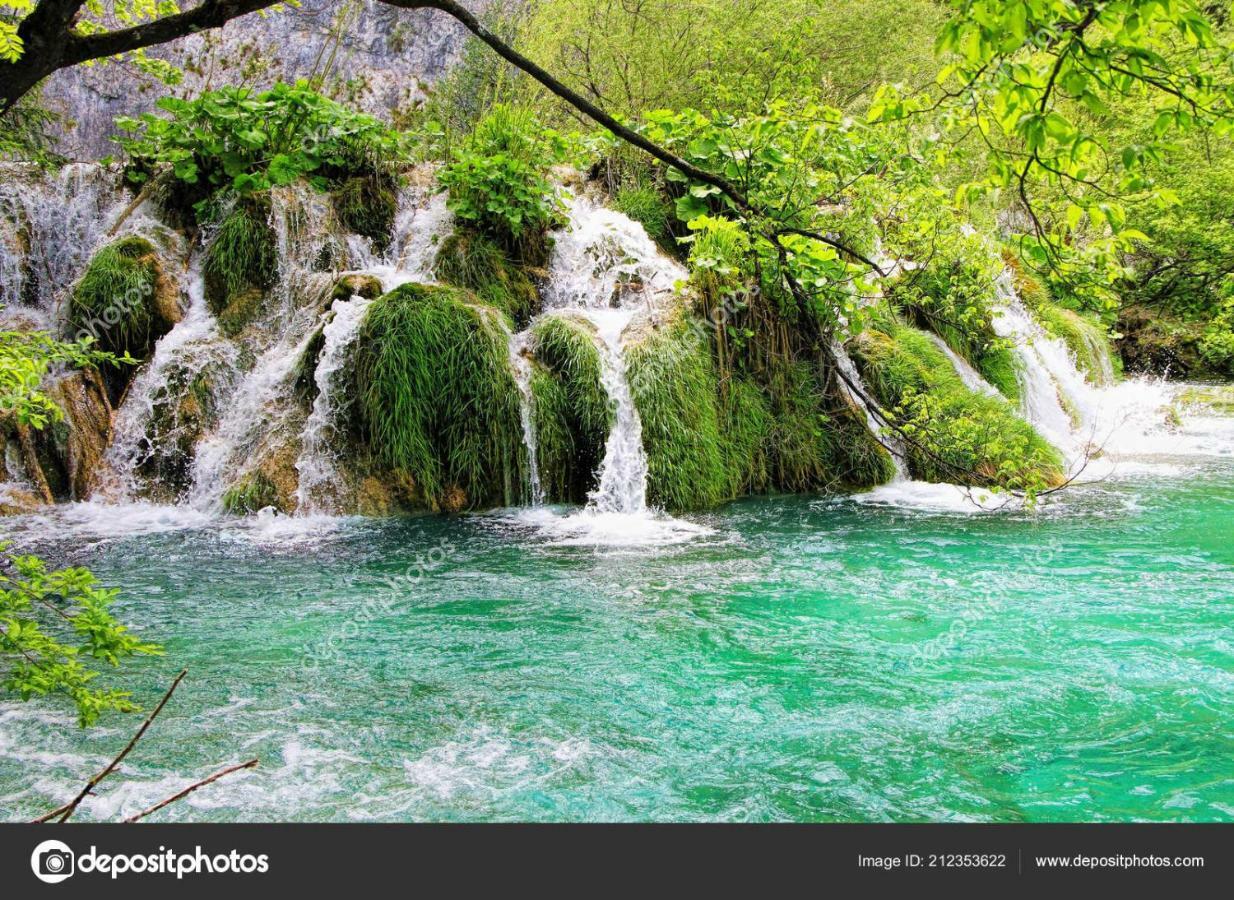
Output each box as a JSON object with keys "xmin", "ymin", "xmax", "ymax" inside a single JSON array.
[
  {"xmin": 528, "ymin": 315, "xmax": 612, "ymax": 503},
  {"xmin": 1035, "ymin": 301, "xmax": 1115, "ymax": 385},
  {"xmin": 333, "ymin": 175, "xmax": 398, "ymax": 254},
  {"xmin": 203, "ymin": 198, "xmax": 277, "ymax": 315},
  {"xmin": 69, "ymin": 236, "xmax": 177, "ymax": 361},
  {"xmin": 434, "ymin": 230, "xmax": 540, "ymax": 326},
  {"xmin": 354, "ymin": 282, "xmax": 524, "ymax": 510}
]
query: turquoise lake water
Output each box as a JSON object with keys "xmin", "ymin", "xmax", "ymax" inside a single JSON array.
[{"xmin": 1, "ymin": 414, "xmax": 1232, "ymax": 822}]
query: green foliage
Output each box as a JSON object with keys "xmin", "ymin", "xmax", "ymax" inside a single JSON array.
[
  {"xmin": 852, "ymin": 322, "xmax": 1064, "ymax": 495},
  {"xmin": 518, "ymin": 0, "xmax": 946, "ymax": 119},
  {"xmin": 221, "ymin": 473, "xmax": 279, "ymax": 515},
  {"xmin": 433, "ymin": 229, "xmax": 540, "ymax": 326},
  {"xmin": 528, "ymin": 315, "xmax": 612, "ymax": 502},
  {"xmin": 69, "ymin": 236, "xmax": 171, "ymax": 361},
  {"xmin": 354, "ymin": 283, "xmax": 524, "ymax": 510},
  {"xmin": 1, "ymin": 545, "xmax": 161, "ymax": 726},
  {"xmin": 1199, "ymin": 292, "xmax": 1234, "ymax": 374},
  {"xmin": 202, "ymin": 199, "xmax": 277, "ymax": 314},
  {"xmin": 881, "ymin": 0, "xmax": 1234, "ymax": 307},
  {"xmin": 0, "ymin": 331, "xmax": 123, "ymax": 429},
  {"xmin": 613, "ymin": 184, "xmax": 675, "ymax": 248},
  {"xmin": 437, "ymin": 104, "xmax": 567, "ymax": 253},
  {"xmin": 116, "ymin": 81, "xmax": 409, "ymax": 211}
]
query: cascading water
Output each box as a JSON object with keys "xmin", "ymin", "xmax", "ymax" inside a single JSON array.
[
  {"xmin": 0, "ymin": 163, "xmax": 125, "ymax": 312},
  {"xmin": 506, "ymin": 329, "xmax": 544, "ymax": 507},
  {"xmin": 293, "ymin": 296, "xmax": 374, "ymax": 513},
  {"xmin": 94, "ymin": 261, "xmax": 238, "ymax": 501},
  {"xmin": 537, "ymin": 195, "xmax": 687, "ymax": 515}
]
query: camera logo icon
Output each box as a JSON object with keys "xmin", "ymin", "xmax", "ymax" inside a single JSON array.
[{"xmin": 31, "ymin": 840, "xmax": 75, "ymax": 884}]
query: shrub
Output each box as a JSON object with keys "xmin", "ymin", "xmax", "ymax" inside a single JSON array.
[
  {"xmin": 436, "ymin": 104, "xmax": 566, "ymax": 255},
  {"xmin": 354, "ymin": 283, "xmax": 524, "ymax": 510},
  {"xmin": 116, "ymin": 81, "xmax": 409, "ymax": 213}
]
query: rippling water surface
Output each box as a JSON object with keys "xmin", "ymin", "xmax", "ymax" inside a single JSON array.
[{"xmin": 1, "ymin": 418, "xmax": 1232, "ymax": 822}]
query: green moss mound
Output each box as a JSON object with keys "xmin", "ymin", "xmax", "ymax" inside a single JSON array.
[
  {"xmin": 850, "ymin": 322, "xmax": 1064, "ymax": 493},
  {"xmin": 221, "ymin": 473, "xmax": 279, "ymax": 515},
  {"xmin": 434, "ymin": 230, "xmax": 540, "ymax": 326},
  {"xmin": 333, "ymin": 175, "xmax": 398, "ymax": 254},
  {"xmin": 354, "ymin": 283, "xmax": 525, "ymax": 510},
  {"xmin": 528, "ymin": 315, "xmax": 612, "ymax": 503},
  {"xmin": 203, "ymin": 199, "xmax": 277, "ymax": 315},
  {"xmin": 762, "ymin": 357, "xmax": 896, "ymax": 493},
  {"xmin": 69, "ymin": 236, "xmax": 176, "ymax": 360}
]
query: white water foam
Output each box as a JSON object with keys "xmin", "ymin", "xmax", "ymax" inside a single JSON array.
[{"xmin": 294, "ymin": 296, "xmax": 374, "ymax": 513}]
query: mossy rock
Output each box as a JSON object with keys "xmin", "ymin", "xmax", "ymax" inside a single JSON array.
[
  {"xmin": 331, "ymin": 273, "xmax": 385, "ymax": 302},
  {"xmin": 353, "ymin": 282, "xmax": 525, "ymax": 510},
  {"xmin": 434, "ymin": 230, "xmax": 540, "ymax": 327},
  {"xmin": 626, "ymin": 317, "xmax": 732, "ymax": 509},
  {"xmin": 1116, "ymin": 305, "xmax": 1219, "ymax": 379},
  {"xmin": 221, "ymin": 473, "xmax": 281, "ymax": 515},
  {"xmin": 69, "ymin": 236, "xmax": 179, "ymax": 396},
  {"xmin": 850, "ymin": 322, "xmax": 1064, "ymax": 492},
  {"xmin": 528, "ymin": 314, "xmax": 612, "ymax": 504},
  {"xmin": 203, "ymin": 198, "xmax": 276, "ymax": 315},
  {"xmin": 332, "ymin": 175, "xmax": 398, "ymax": 254},
  {"xmin": 216, "ymin": 287, "xmax": 266, "ymax": 337},
  {"xmin": 760, "ymin": 356, "xmax": 895, "ymax": 493}
]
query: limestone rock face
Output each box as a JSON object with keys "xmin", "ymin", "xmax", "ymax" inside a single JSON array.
[{"xmin": 39, "ymin": 1, "xmax": 489, "ymax": 159}]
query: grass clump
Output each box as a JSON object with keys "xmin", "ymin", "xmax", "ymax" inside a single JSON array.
[
  {"xmin": 613, "ymin": 184, "xmax": 674, "ymax": 249},
  {"xmin": 203, "ymin": 198, "xmax": 277, "ymax": 314},
  {"xmin": 850, "ymin": 322, "xmax": 1064, "ymax": 495},
  {"xmin": 333, "ymin": 174, "xmax": 398, "ymax": 254},
  {"xmin": 528, "ymin": 315, "xmax": 612, "ymax": 503},
  {"xmin": 69, "ymin": 236, "xmax": 176, "ymax": 361},
  {"xmin": 434, "ymin": 230, "xmax": 540, "ymax": 326},
  {"xmin": 626, "ymin": 319, "xmax": 729, "ymax": 509},
  {"xmin": 354, "ymin": 283, "xmax": 524, "ymax": 510}
]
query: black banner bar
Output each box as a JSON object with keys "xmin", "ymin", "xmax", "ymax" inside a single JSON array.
[{"xmin": 5, "ymin": 823, "xmax": 1231, "ymax": 896}]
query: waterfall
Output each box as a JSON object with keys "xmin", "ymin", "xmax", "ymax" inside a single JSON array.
[
  {"xmin": 506, "ymin": 329, "xmax": 544, "ymax": 506},
  {"xmin": 95, "ymin": 261, "xmax": 238, "ymax": 501},
  {"xmin": 923, "ymin": 332, "xmax": 1001, "ymax": 397},
  {"xmin": 0, "ymin": 163, "xmax": 126, "ymax": 313},
  {"xmin": 831, "ymin": 341, "xmax": 909, "ymax": 481},
  {"xmin": 537, "ymin": 194, "xmax": 687, "ymax": 514},
  {"xmin": 293, "ymin": 296, "xmax": 374, "ymax": 513},
  {"xmin": 992, "ymin": 271, "xmax": 1100, "ymax": 461}
]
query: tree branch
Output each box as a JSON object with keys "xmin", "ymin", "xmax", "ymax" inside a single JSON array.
[
  {"xmin": 34, "ymin": 669, "xmax": 187, "ymax": 824},
  {"xmin": 122, "ymin": 758, "xmax": 258, "ymax": 823}
]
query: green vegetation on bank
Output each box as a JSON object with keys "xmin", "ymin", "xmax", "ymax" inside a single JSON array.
[{"xmin": 354, "ymin": 283, "xmax": 525, "ymax": 511}]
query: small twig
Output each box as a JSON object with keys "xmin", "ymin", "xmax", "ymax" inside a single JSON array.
[
  {"xmin": 123, "ymin": 759, "xmax": 259, "ymax": 824},
  {"xmin": 34, "ymin": 669, "xmax": 187, "ymax": 824}
]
